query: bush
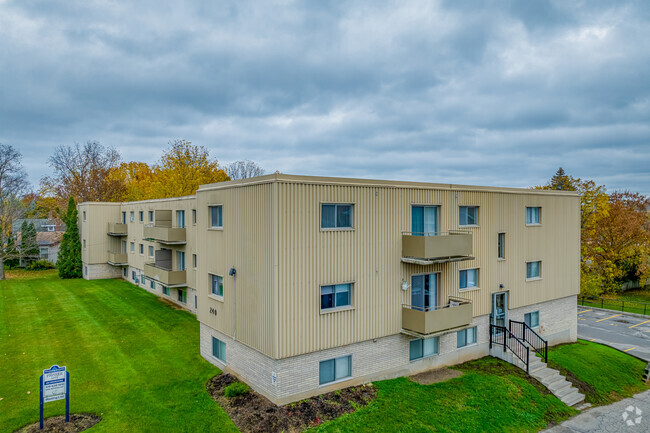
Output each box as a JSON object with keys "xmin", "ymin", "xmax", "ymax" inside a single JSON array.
[
  {"xmin": 224, "ymin": 382, "xmax": 250, "ymax": 398},
  {"xmin": 26, "ymin": 260, "xmax": 56, "ymax": 271}
]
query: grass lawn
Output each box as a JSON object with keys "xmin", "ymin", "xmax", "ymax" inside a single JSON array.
[
  {"xmin": 579, "ymin": 287, "xmax": 650, "ymax": 316},
  {"xmin": 0, "ymin": 270, "xmax": 237, "ymax": 433},
  {"xmin": 547, "ymin": 339, "xmax": 649, "ymax": 406},
  {"xmin": 310, "ymin": 357, "xmax": 577, "ymax": 433}
]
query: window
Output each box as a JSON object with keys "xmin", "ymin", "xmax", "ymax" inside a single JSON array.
[
  {"xmin": 139, "ymin": 211, "xmax": 143, "ymax": 222},
  {"xmin": 123, "ymin": 268, "xmax": 127, "ymax": 277},
  {"xmin": 148, "ymin": 246, "xmax": 154, "ymax": 257},
  {"xmin": 178, "ymin": 289, "xmax": 187, "ymax": 304},
  {"xmin": 319, "ymin": 355, "xmax": 352, "ymax": 385},
  {"xmin": 177, "ymin": 251, "xmax": 185, "ymax": 271},
  {"xmin": 149, "ymin": 210, "xmax": 154, "ymax": 222},
  {"xmin": 176, "ymin": 210, "xmax": 185, "ymax": 228},
  {"xmin": 39, "ymin": 247, "xmax": 49, "ymax": 260},
  {"xmin": 139, "ymin": 243, "xmax": 144, "ymax": 255},
  {"xmin": 209, "ymin": 206, "xmax": 223, "ymax": 228},
  {"xmin": 193, "ymin": 254, "xmax": 197, "ymax": 269},
  {"xmin": 409, "ymin": 337, "xmax": 439, "ymax": 361},
  {"xmin": 192, "ymin": 209, "xmax": 197, "ymax": 224},
  {"xmin": 121, "ymin": 240, "xmax": 127, "ymax": 253},
  {"xmin": 83, "ymin": 239, "xmax": 86, "ymax": 249},
  {"xmin": 130, "ymin": 211, "xmax": 134, "ymax": 222},
  {"xmin": 130, "ymin": 242, "xmax": 135, "ymax": 253},
  {"xmin": 132, "ymin": 271, "xmax": 136, "ymax": 280},
  {"xmin": 498, "ymin": 233, "xmax": 505, "ymax": 259},
  {"xmin": 212, "ymin": 337, "xmax": 226, "ymax": 363},
  {"xmin": 321, "ymin": 204, "xmax": 353, "ymax": 229},
  {"xmin": 457, "ymin": 327, "xmax": 477, "ymax": 348},
  {"xmin": 163, "ymin": 286, "xmax": 170, "ymax": 296},
  {"xmin": 195, "ymin": 295, "xmax": 197, "ymax": 309},
  {"xmin": 320, "ymin": 283, "xmax": 352, "ymax": 310},
  {"xmin": 150, "ymin": 280, "xmax": 155, "ymax": 290},
  {"xmin": 83, "ymin": 211, "xmax": 86, "ymax": 221},
  {"xmin": 525, "ymin": 311, "xmax": 540, "ymax": 328},
  {"xmin": 211, "ymin": 274, "xmax": 224, "ymax": 298},
  {"xmin": 526, "ymin": 261, "xmax": 541, "ymax": 280},
  {"xmin": 84, "ymin": 266, "xmax": 88, "ymax": 276},
  {"xmin": 459, "ymin": 206, "xmax": 478, "ymax": 226},
  {"xmin": 122, "ymin": 212, "xmax": 127, "ymax": 224},
  {"xmin": 459, "ymin": 268, "xmax": 479, "ymax": 290},
  {"xmin": 526, "ymin": 207, "xmax": 541, "ymax": 225}
]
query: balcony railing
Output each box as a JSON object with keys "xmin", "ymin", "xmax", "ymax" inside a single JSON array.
[
  {"xmin": 402, "ymin": 297, "xmax": 473, "ymax": 336},
  {"xmin": 107, "ymin": 251, "xmax": 128, "ymax": 265},
  {"xmin": 143, "ymin": 225, "xmax": 186, "ymax": 244},
  {"xmin": 401, "ymin": 231, "xmax": 473, "ymax": 264},
  {"xmin": 144, "ymin": 263, "xmax": 186, "ymax": 287},
  {"xmin": 107, "ymin": 222, "xmax": 128, "ymax": 236}
]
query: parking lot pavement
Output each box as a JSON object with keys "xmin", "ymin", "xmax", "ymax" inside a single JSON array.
[
  {"xmin": 543, "ymin": 390, "xmax": 650, "ymax": 432},
  {"xmin": 577, "ymin": 307, "xmax": 650, "ymax": 361}
]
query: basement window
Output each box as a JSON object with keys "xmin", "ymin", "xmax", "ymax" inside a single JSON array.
[
  {"xmin": 319, "ymin": 355, "xmax": 351, "ymax": 385},
  {"xmin": 212, "ymin": 337, "xmax": 226, "ymax": 363}
]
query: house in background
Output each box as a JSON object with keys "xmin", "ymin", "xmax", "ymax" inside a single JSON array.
[{"xmin": 13, "ymin": 218, "xmax": 66, "ymax": 264}]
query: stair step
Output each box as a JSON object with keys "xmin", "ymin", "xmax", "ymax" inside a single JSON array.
[
  {"xmin": 541, "ymin": 373, "xmax": 564, "ymax": 386},
  {"xmin": 562, "ymin": 391, "xmax": 585, "ymax": 407},
  {"xmin": 549, "ymin": 379, "xmax": 571, "ymax": 393},
  {"xmin": 554, "ymin": 383, "xmax": 575, "ymax": 399},
  {"xmin": 531, "ymin": 367, "xmax": 556, "ymax": 380}
]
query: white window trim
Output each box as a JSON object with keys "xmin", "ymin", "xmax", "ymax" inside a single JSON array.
[
  {"xmin": 208, "ymin": 204, "xmax": 224, "ymax": 229},
  {"xmin": 409, "ymin": 337, "xmax": 440, "ymax": 362},
  {"xmin": 457, "ymin": 327, "xmax": 478, "ymax": 349},
  {"xmin": 458, "ymin": 206, "xmax": 479, "ymax": 227},
  {"xmin": 318, "ymin": 355, "xmax": 353, "ymax": 387},
  {"xmin": 525, "ymin": 261, "xmax": 542, "ymax": 281},
  {"xmin": 319, "ymin": 282, "xmax": 354, "ymax": 312},
  {"xmin": 459, "ymin": 268, "xmax": 480, "ymax": 291},
  {"xmin": 211, "ymin": 337, "xmax": 227, "ymax": 365},
  {"xmin": 525, "ymin": 207, "xmax": 542, "ymax": 226},
  {"xmin": 209, "ymin": 273, "xmax": 224, "ymax": 300},
  {"xmin": 320, "ymin": 202, "xmax": 355, "ymax": 231}
]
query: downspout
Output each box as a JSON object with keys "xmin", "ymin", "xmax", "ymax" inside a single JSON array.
[{"xmin": 230, "ymin": 267, "xmax": 237, "ymax": 341}]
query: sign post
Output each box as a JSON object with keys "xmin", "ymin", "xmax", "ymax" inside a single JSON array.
[{"xmin": 39, "ymin": 365, "xmax": 69, "ymax": 430}]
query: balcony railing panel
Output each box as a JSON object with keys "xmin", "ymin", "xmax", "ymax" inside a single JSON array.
[
  {"xmin": 402, "ymin": 231, "xmax": 473, "ymax": 264},
  {"xmin": 143, "ymin": 225, "xmax": 186, "ymax": 244},
  {"xmin": 402, "ymin": 298, "xmax": 473, "ymax": 335},
  {"xmin": 144, "ymin": 263, "xmax": 186, "ymax": 286},
  {"xmin": 107, "ymin": 251, "xmax": 128, "ymax": 265},
  {"xmin": 107, "ymin": 223, "xmax": 127, "ymax": 236}
]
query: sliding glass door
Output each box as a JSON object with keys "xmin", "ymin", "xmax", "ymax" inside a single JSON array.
[
  {"xmin": 411, "ymin": 273, "xmax": 439, "ymax": 311},
  {"xmin": 412, "ymin": 205, "xmax": 439, "ymax": 236}
]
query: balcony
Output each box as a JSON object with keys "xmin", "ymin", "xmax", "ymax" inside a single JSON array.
[
  {"xmin": 107, "ymin": 251, "xmax": 128, "ymax": 266},
  {"xmin": 401, "ymin": 231, "xmax": 474, "ymax": 265},
  {"xmin": 143, "ymin": 225, "xmax": 186, "ymax": 245},
  {"xmin": 402, "ymin": 297, "xmax": 473, "ymax": 336},
  {"xmin": 107, "ymin": 223, "xmax": 127, "ymax": 236},
  {"xmin": 144, "ymin": 263, "xmax": 187, "ymax": 287}
]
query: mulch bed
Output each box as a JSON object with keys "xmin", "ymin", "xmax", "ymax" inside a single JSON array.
[
  {"xmin": 13, "ymin": 414, "xmax": 101, "ymax": 433},
  {"xmin": 206, "ymin": 373, "xmax": 376, "ymax": 433},
  {"xmin": 409, "ymin": 367, "xmax": 463, "ymax": 385}
]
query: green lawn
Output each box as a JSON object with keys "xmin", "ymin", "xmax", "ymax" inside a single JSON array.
[
  {"xmin": 311, "ymin": 357, "xmax": 577, "ymax": 433},
  {"xmin": 579, "ymin": 288, "xmax": 650, "ymax": 316},
  {"xmin": 547, "ymin": 340, "xmax": 649, "ymax": 405},
  {"xmin": 0, "ymin": 270, "xmax": 237, "ymax": 432}
]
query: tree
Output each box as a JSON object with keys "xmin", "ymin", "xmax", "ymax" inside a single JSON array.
[
  {"xmin": 39, "ymin": 141, "xmax": 122, "ymax": 206},
  {"xmin": 58, "ymin": 197, "xmax": 82, "ymax": 279},
  {"xmin": 548, "ymin": 167, "xmax": 574, "ymax": 191},
  {"xmin": 20, "ymin": 221, "xmax": 39, "ymax": 267},
  {"xmin": 0, "ymin": 143, "xmax": 29, "ymax": 280},
  {"xmin": 151, "ymin": 140, "xmax": 230, "ymax": 198},
  {"xmin": 106, "ymin": 161, "xmax": 156, "ymax": 202},
  {"xmin": 590, "ymin": 192, "xmax": 650, "ymax": 292},
  {"xmin": 226, "ymin": 160, "xmax": 265, "ymax": 180}
]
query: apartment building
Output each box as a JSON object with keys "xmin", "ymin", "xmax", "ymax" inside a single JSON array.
[{"xmin": 80, "ymin": 173, "xmax": 580, "ymax": 405}]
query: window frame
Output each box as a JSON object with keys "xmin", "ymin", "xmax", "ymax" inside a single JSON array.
[
  {"xmin": 130, "ymin": 242, "xmax": 135, "ymax": 253},
  {"xmin": 210, "ymin": 273, "xmax": 224, "ymax": 300},
  {"xmin": 524, "ymin": 311, "xmax": 540, "ymax": 328},
  {"xmin": 457, "ymin": 327, "xmax": 478, "ymax": 348},
  {"xmin": 409, "ymin": 337, "xmax": 439, "ymax": 361},
  {"xmin": 177, "ymin": 289, "xmax": 187, "ymax": 304},
  {"xmin": 320, "ymin": 283, "xmax": 353, "ymax": 312},
  {"xmin": 192, "ymin": 254, "xmax": 197, "ymax": 269},
  {"xmin": 320, "ymin": 203, "xmax": 355, "ymax": 230},
  {"xmin": 459, "ymin": 268, "xmax": 479, "ymax": 291},
  {"xmin": 319, "ymin": 354, "xmax": 352, "ymax": 386},
  {"xmin": 139, "ymin": 211, "xmax": 144, "ymax": 222},
  {"xmin": 149, "ymin": 210, "xmax": 154, "ymax": 222},
  {"xmin": 459, "ymin": 206, "xmax": 479, "ymax": 227},
  {"xmin": 139, "ymin": 243, "xmax": 144, "ymax": 255},
  {"xmin": 209, "ymin": 205, "xmax": 223, "ymax": 229},
  {"xmin": 162, "ymin": 286, "xmax": 170, "ymax": 296},
  {"xmin": 526, "ymin": 261, "xmax": 542, "ymax": 281},
  {"xmin": 192, "ymin": 209, "xmax": 197, "ymax": 225},
  {"xmin": 497, "ymin": 232, "xmax": 506, "ymax": 260},
  {"xmin": 148, "ymin": 245, "xmax": 154, "ymax": 258},
  {"xmin": 129, "ymin": 211, "xmax": 134, "ymax": 222},
  {"xmin": 212, "ymin": 336, "xmax": 226, "ymax": 363},
  {"xmin": 526, "ymin": 206, "xmax": 541, "ymax": 226}
]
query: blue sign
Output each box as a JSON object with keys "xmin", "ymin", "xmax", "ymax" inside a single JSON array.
[{"xmin": 40, "ymin": 365, "xmax": 70, "ymax": 430}]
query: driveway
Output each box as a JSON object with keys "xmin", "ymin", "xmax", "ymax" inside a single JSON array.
[
  {"xmin": 543, "ymin": 390, "xmax": 650, "ymax": 432},
  {"xmin": 577, "ymin": 307, "xmax": 650, "ymax": 362}
]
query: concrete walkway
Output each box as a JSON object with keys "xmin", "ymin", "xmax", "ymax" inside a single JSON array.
[{"xmin": 543, "ymin": 390, "xmax": 650, "ymax": 432}]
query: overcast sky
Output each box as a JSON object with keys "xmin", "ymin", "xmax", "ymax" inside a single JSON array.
[{"xmin": 1, "ymin": 0, "xmax": 649, "ymax": 194}]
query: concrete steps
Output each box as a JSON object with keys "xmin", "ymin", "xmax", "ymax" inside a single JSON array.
[{"xmin": 490, "ymin": 347, "xmax": 585, "ymax": 407}]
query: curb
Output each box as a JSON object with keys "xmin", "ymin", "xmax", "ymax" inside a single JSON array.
[{"xmin": 577, "ymin": 305, "xmax": 650, "ymax": 320}]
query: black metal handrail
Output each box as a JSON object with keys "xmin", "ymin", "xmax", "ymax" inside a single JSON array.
[
  {"xmin": 490, "ymin": 324, "xmax": 530, "ymax": 373},
  {"xmin": 509, "ymin": 320, "xmax": 548, "ymax": 363}
]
